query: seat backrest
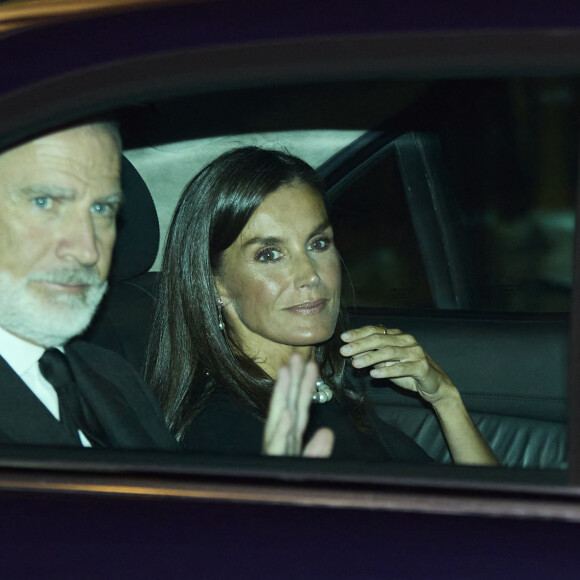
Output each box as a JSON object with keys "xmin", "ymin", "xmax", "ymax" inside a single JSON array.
[
  {"xmin": 80, "ymin": 157, "xmax": 160, "ymax": 373},
  {"xmin": 348, "ymin": 310, "xmax": 568, "ymax": 468}
]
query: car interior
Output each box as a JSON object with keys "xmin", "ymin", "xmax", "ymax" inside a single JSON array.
[{"xmin": 78, "ymin": 76, "xmax": 574, "ymax": 474}]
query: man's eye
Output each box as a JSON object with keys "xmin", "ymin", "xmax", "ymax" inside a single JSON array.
[
  {"xmin": 256, "ymin": 248, "xmax": 283, "ymax": 263},
  {"xmin": 33, "ymin": 197, "xmax": 53, "ymax": 209},
  {"xmin": 91, "ymin": 202, "xmax": 118, "ymax": 217}
]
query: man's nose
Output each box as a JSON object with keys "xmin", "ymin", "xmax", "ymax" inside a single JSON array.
[
  {"xmin": 294, "ymin": 254, "xmax": 321, "ymax": 288},
  {"xmin": 56, "ymin": 213, "xmax": 99, "ymax": 267}
]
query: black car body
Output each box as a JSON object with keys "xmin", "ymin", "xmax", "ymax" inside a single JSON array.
[{"xmin": 1, "ymin": 0, "xmax": 580, "ymax": 577}]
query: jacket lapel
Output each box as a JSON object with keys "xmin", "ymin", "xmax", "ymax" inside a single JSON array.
[
  {"xmin": 0, "ymin": 356, "xmax": 75, "ymax": 446},
  {"xmin": 66, "ymin": 344, "xmax": 176, "ymax": 450}
]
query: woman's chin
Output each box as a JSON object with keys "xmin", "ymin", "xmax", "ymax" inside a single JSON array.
[{"xmin": 283, "ymin": 329, "xmax": 336, "ymax": 347}]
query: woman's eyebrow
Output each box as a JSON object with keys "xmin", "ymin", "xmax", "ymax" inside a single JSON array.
[
  {"xmin": 309, "ymin": 221, "xmax": 331, "ymax": 237},
  {"xmin": 242, "ymin": 221, "xmax": 331, "ymax": 248},
  {"xmin": 242, "ymin": 235, "xmax": 281, "ymax": 248}
]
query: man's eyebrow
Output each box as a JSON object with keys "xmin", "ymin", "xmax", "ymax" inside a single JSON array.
[
  {"xmin": 98, "ymin": 191, "xmax": 124, "ymax": 205},
  {"xmin": 242, "ymin": 220, "xmax": 331, "ymax": 248},
  {"xmin": 21, "ymin": 185, "xmax": 77, "ymax": 198}
]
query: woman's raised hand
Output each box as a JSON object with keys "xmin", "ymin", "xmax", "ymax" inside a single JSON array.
[
  {"xmin": 340, "ymin": 325, "xmax": 498, "ymax": 465},
  {"xmin": 340, "ymin": 325, "xmax": 453, "ymax": 405},
  {"xmin": 262, "ymin": 354, "xmax": 335, "ymax": 457}
]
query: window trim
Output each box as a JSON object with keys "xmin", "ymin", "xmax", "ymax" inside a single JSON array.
[{"xmin": 1, "ymin": 24, "xmax": 580, "ymax": 515}]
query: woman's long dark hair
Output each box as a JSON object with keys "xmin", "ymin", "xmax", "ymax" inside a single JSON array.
[{"xmin": 145, "ymin": 146, "xmax": 351, "ymax": 440}]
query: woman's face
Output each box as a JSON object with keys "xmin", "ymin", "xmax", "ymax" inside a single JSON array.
[{"xmin": 214, "ymin": 181, "xmax": 341, "ymax": 359}]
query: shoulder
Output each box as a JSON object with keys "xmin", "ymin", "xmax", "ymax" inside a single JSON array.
[
  {"xmin": 66, "ymin": 339, "xmax": 157, "ymax": 407},
  {"xmin": 67, "ymin": 340, "xmax": 143, "ymax": 380}
]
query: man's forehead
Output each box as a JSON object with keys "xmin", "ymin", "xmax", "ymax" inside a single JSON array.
[{"xmin": 0, "ymin": 124, "xmax": 121, "ymax": 189}]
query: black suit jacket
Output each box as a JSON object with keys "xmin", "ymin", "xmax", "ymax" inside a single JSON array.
[{"xmin": 0, "ymin": 341, "xmax": 177, "ymax": 449}]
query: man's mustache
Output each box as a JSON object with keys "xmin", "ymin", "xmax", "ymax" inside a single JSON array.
[{"xmin": 28, "ymin": 269, "xmax": 105, "ymax": 287}]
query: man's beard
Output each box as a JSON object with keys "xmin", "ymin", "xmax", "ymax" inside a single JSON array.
[{"xmin": 0, "ymin": 268, "xmax": 107, "ymax": 347}]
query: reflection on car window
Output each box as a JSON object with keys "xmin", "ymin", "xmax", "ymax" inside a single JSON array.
[
  {"xmin": 437, "ymin": 79, "xmax": 577, "ymax": 313},
  {"xmin": 307, "ymin": 79, "xmax": 578, "ymax": 313},
  {"xmin": 329, "ymin": 153, "xmax": 432, "ymax": 309}
]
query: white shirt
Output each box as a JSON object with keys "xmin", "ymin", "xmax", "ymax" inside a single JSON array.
[{"xmin": 0, "ymin": 326, "xmax": 91, "ymax": 446}]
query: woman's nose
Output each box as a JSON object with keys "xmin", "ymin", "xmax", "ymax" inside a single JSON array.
[{"xmin": 294, "ymin": 254, "xmax": 321, "ymax": 288}]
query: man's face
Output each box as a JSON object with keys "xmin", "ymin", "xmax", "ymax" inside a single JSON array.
[{"xmin": 0, "ymin": 124, "xmax": 122, "ymax": 346}]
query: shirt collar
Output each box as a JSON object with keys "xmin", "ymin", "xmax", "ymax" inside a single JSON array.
[{"xmin": 0, "ymin": 325, "xmax": 47, "ymax": 376}]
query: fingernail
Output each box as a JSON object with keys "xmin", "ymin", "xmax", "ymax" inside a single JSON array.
[
  {"xmin": 341, "ymin": 332, "xmax": 351, "ymax": 340},
  {"xmin": 340, "ymin": 345, "xmax": 351, "ymax": 355}
]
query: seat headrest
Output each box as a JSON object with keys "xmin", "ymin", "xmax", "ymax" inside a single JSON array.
[{"xmin": 109, "ymin": 156, "xmax": 160, "ymax": 282}]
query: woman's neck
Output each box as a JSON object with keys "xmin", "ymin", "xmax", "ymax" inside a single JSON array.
[{"xmin": 254, "ymin": 344, "xmax": 315, "ymax": 379}]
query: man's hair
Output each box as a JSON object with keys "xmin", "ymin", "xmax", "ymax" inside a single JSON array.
[{"xmin": 0, "ymin": 118, "xmax": 122, "ymax": 158}]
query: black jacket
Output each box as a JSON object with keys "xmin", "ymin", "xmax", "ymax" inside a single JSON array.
[
  {"xmin": 0, "ymin": 341, "xmax": 177, "ymax": 449},
  {"xmin": 181, "ymin": 383, "xmax": 431, "ymax": 462}
]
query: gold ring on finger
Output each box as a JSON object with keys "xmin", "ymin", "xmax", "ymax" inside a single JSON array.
[{"xmin": 377, "ymin": 324, "xmax": 387, "ymax": 335}]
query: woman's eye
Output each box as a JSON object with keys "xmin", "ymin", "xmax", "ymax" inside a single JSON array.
[
  {"xmin": 308, "ymin": 236, "xmax": 332, "ymax": 252},
  {"xmin": 33, "ymin": 196, "xmax": 53, "ymax": 210},
  {"xmin": 256, "ymin": 248, "xmax": 283, "ymax": 263}
]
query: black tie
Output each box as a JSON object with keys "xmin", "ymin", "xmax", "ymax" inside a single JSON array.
[{"xmin": 38, "ymin": 348, "xmax": 87, "ymax": 445}]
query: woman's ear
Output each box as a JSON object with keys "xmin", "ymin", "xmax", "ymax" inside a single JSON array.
[{"xmin": 214, "ymin": 276, "xmax": 231, "ymax": 306}]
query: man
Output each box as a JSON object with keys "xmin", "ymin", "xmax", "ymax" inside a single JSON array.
[
  {"xmin": 0, "ymin": 122, "xmax": 177, "ymax": 448},
  {"xmin": 0, "ymin": 122, "xmax": 331, "ymax": 455}
]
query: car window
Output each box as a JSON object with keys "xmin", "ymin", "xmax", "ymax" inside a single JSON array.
[
  {"xmin": 319, "ymin": 80, "xmax": 578, "ymax": 314},
  {"xmin": 7, "ymin": 4, "xmax": 580, "ymax": 566},
  {"xmin": 1, "ymin": 18, "xmax": 578, "ymax": 516},
  {"xmin": 127, "ymin": 77, "xmax": 577, "ymax": 315},
  {"xmin": 119, "ymin": 77, "xmax": 572, "ymax": 472},
  {"xmin": 326, "ymin": 145, "xmax": 433, "ymax": 309}
]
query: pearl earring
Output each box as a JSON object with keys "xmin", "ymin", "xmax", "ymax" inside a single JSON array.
[{"xmin": 217, "ymin": 298, "xmax": 225, "ymax": 331}]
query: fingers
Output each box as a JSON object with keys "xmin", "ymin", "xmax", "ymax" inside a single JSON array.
[
  {"xmin": 340, "ymin": 326, "xmax": 406, "ymax": 356},
  {"xmin": 339, "ymin": 325, "xmax": 433, "ymax": 384},
  {"xmin": 262, "ymin": 354, "xmax": 319, "ymax": 457},
  {"xmin": 340, "ymin": 326, "xmax": 411, "ymax": 360},
  {"xmin": 352, "ymin": 343, "xmax": 426, "ymax": 370},
  {"xmin": 263, "ymin": 365, "xmax": 291, "ymax": 448},
  {"xmin": 295, "ymin": 358, "xmax": 318, "ymax": 435},
  {"xmin": 341, "ymin": 325, "xmax": 402, "ymax": 344},
  {"xmin": 263, "ymin": 409, "xmax": 294, "ymax": 456},
  {"xmin": 287, "ymin": 354, "xmax": 317, "ymax": 452},
  {"xmin": 369, "ymin": 359, "xmax": 428, "ymax": 379},
  {"xmin": 302, "ymin": 428, "xmax": 335, "ymax": 458}
]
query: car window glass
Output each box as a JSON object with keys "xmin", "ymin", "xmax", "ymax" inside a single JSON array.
[
  {"xmin": 328, "ymin": 151, "xmax": 433, "ymax": 309},
  {"xmin": 128, "ymin": 78, "xmax": 578, "ymax": 315},
  {"xmin": 0, "ymin": 75, "xmax": 566, "ymax": 480},
  {"xmin": 441, "ymin": 79, "xmax": 578, "ymax": 313},
  {"xmin": 118, "ymin": 76, "xmax": 574, "ymax": 475}
]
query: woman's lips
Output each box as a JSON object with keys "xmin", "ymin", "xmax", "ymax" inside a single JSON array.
[{"xmin": 284, "ymin": 299, "xmax": 328, "ymax": 315}]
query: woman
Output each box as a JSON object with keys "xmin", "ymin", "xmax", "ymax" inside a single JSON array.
[{"xmin": 146, "ymin": 147, "xmax": 497, "ymax": 465}]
